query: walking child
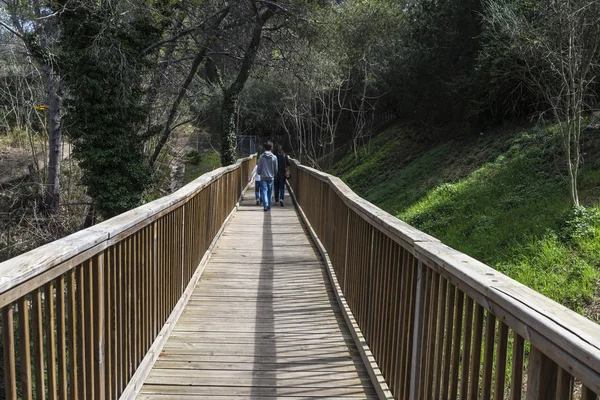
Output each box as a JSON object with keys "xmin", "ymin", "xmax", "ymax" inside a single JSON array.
[{"xmin": 249, "ymin": 163, "xmax": 262, "ymax": 205}]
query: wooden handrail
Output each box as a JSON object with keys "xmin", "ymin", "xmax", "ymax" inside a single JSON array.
[
  {"xmin": 289, "ymin": 160, "xmax": 600, "ymax": 399},
  {"xmin": 0, "ymin": 155, "xmax": 255, "ymax": 400}
]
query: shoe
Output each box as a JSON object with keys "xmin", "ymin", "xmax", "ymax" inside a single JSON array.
[
  {"xmin": 264, "ymin": 207, "xmax": 268, "ymax": 212},
  {"xmin": 280, "ymin": 200, "xmax": 284, "ymax": 207},
  {"xmin": 256, "ymin": 200, "xmax": 260, "ymax": 205}
]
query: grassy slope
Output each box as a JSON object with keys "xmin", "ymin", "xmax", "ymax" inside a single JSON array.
[{"xmin": 332, "ymin": 123, "xmax": 600, "ymax": 314}]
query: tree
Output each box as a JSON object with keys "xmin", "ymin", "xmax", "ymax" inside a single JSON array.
[
  {"xmin": 215, "ymin": 1, "xmax": 280, "ymax": 166},
  {"xmin": 56, "ymin": 1, "xmax": 170, "ymax": 218},
  {"xmin": 1, "ymin": 0, "xmax": 63, "ymax": 211},
  {"xmin": 482, "ymin": 0, "xmax": 600, "ymax": 205},
  {"xmin": 148, "ymin": 5, "xmax": 231, "ymax": 168}
]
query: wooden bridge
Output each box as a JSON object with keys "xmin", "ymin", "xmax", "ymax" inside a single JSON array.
[{"xmin": 1, "ymin": 155, "xmax": 600, "ymax": 399}]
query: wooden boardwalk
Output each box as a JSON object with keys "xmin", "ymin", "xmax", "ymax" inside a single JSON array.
[{"xmin": 138, "ymin": 185, "xmax": 377, "ymax": 399}]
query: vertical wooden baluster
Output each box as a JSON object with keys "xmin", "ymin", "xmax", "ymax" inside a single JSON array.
[
  {"xmin": 56, "ymin": 276, "xmax": 67, "ymax": 399},
  {"xmin": 125, "ymin": 237, "xmax": 131, "ymax": 381},
  {"xmin": 84, "ymin": 261, "xmax": 95, "ymax": 399},
  {"xmin": 140, "ymin": 228, "xmax": 146, "ymax": 360},
  {"xmin": 132, "ymin": 233, "xmax": 138, "ymax": 368},
  {"xmin": 441, "ymin": 284, "xmax": 456, "ymax": 400},
  {"xmin": 416, "ymin": 265, "xmax": 431, "ymax": 399},
  {"xmin": 116, "ymin": 242, "xmax": 124, "ymax": 393},
  {"xmin": 105, "ymin": 247, "xmax": 113, "ymax": 400},
  {"xmin": 160, "ymin": 217, "xmax": 165, "ymax": 326},
  {"xmin": 152, "ymin": 222, "xmax": 157, "ymax": 337},
  {"xmin": 31, "ymin": 289, "xmax": 45, "ymax": 400},
  {"xmin": 67, "ymin": 270, "xmax": 78, "ymax": 400},
  {"xmin": 555, "ymin": 367, "xmax": 573, "ymax": 400},
  {"xmin": 450, "ymin": 290, "xmax": 465, "ymax": 400},
  {"xmin": 93, "ymin": 253, "xmax": 106, "ymax": 400},
  {"xmin": 493, "ymin": 322, "xmax": 509, "ymax": 400},
  {"xmin": 386, "ymin": 238, "xmax": 397, "ymax": 384},
  {"xmin": 482, "ymin": 313, "xmax": 496, "ymax": 400},
  {"xmin": 396, "ymin": 248, "xmax": 410, "ymax": 395},
  {"xmin": 433, "ymin": 277, "xmax": 448, "ymax": 399},
  {"xmin": 385, "ymin": 239, "xmax": 399, "ymax": 390},
  {"xmin": 146, "ymin": 225, "xmax": 151, "ymax": 350},
  {"xmin": 18, "ymin": 296, "xmax": 33, "ymax": 400},
  {"xmin": 370, "ymin": 231, "xmax": 381, "ymax": 361},
  {"xmin": 581, "ymin": 387, "xmax": 597, "ymax": 400},
  {"xmin": 408, "ymin": 261, "xmax": 427, "ymax": 400},
  {"xmin": 76, "ymin": 266, "xmax": 87, "ymax": 399},
  {"xmin": 469, "ymin": 305, "xmax": 484, "ymax": 400},
  {"xmin": 509, "ymin": 333, "xmax": 524, "ymax": 400},
  {"xmin": 46, "ymin": 282, "xmax": 58, "ymax": 400},
  {"xmin": 2, "ymin": 306, "xmax": 17, "ymax": 400},
  {"xmin": 422, "ymin": 272, "xmax": 440, "ymax": 400},
  {"xmin": 460, "ymin": 297, "xmax": 474, "ymax": 400},
  {"xmin": 402, "ymin": 255, "xmax": 417, "ymax": 400}
]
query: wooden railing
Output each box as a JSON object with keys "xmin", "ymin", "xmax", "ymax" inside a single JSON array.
[
  {"xmin": 0, "ymin": 155, "xmax": 255, "ymax": 400},
  {"xmin": 289, "ymin": 161, "xmax": 600, "ymax": 400}
]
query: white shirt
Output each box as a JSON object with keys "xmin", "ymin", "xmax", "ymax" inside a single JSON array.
[{"xmin": 250, "ymin": 165, "xmax": 261, "ymax": 182}]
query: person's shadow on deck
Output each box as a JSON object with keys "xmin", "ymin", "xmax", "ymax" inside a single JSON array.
[{"xmin": 251, "ymin": 208, "xmax": 276, "ymax": 398}]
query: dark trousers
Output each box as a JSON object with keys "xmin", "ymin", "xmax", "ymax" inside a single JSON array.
[{"xmin": 274, "ymin": 173, "xmax": 286, "ymax": 202}]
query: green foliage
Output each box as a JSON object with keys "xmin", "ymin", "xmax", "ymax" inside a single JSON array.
[
  {"xmin": 334, "ymin": 122, "xmax": 600, "ymax": 312},
  {"xmin": 389, "ymin": 0, "xmax": 483, "ymax": 125},
  {"xmin": 56, "ymin": 1, "xmax": 169, "ymax": 218},
  {"xmin": 183, "ymin": 150, "xmax": 221, "ymax": 184},
  {"xmin": 184, "ymin": 149, "xmax": 203, "ymax": 166}
]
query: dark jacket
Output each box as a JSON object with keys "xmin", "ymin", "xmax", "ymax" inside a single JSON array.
[{"xmin": 276, "ymin": 153, "xmax": 290, "ymax": 176}]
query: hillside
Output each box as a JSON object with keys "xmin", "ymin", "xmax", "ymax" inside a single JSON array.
[{"xmin": 332, "ymin": 122, "xmax": 600, "ymax": 318}]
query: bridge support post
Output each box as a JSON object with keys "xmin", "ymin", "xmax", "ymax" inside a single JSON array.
[
  {"xmin": 526, "ymin": 346, "xmax": 557, "ymax": 400},
  {"xmin": 408, "ymin": 261, "xmax": 426, "ymax": 400}
]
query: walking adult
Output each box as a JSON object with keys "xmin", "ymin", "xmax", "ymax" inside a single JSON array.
[
  {"xmin": 274, "ymin": 144, "xmax": 291, "ymax": 207},
  {"xmin": 256, "ymin": 141, "xmax": 278, "ymax": 211}
]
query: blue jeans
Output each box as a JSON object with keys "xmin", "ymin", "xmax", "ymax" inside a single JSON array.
[
  {"xmin": 260, "ymin": 180, "xmax": 273, "ymax": 209},
  {"xmin": 254, "ymin": 181, "xmax": 263, "ymax": 202},
  {"xmin": 274, "ymin": 173, "xmax": 286, "ymax": 202}
]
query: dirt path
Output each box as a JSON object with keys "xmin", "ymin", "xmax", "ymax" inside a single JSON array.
[{"xmin": 0, "ymin": 142, "xmax": 73, "ymax": 186}]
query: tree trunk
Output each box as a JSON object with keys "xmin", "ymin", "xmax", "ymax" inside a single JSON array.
[
  {"xmin": 220, "ymin": 90, "xmax": 239, "ymax": 166},
  {"xmin": 149, "ymin": 7, "xmax": 230, "ymax": 167},
  {"xmin": 43, "ymin": 64, "xmax": 61, "ymax": 211},
  {"xmin": 219, "ymin": 4, "xmax": 276, "ymax": 166}
]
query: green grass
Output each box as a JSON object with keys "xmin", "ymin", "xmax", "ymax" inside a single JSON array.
[
  {"xmin": 183, "ymin": 150, "xmax": 221, "ymax": 184},
  {"xmin": 333, "ymin": 123, "xmax": 600, "ymax": 313}
]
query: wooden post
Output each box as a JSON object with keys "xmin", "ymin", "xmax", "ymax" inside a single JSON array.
[
  {"xmin": 526, "ymin": 346, "xmax": 557, "ymax": 400},
  {"xmin": 408, "ymin": 262, "xmax": 426, "ymax": 400}
]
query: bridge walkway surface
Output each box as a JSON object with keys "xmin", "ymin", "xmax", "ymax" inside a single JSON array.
[{"xmin": 138, "ymin": 185, "xmax": 377, "ymax": 399}]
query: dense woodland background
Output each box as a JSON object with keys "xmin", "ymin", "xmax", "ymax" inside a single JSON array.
[{"xmin": 2, "ymin": 0, "xmax": 600, "ymax": 316}]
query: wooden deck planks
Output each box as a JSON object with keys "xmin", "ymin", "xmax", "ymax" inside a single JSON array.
[{"xmin": 139, "ymin": 187, "xmax": 377, "ymax": 399}]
